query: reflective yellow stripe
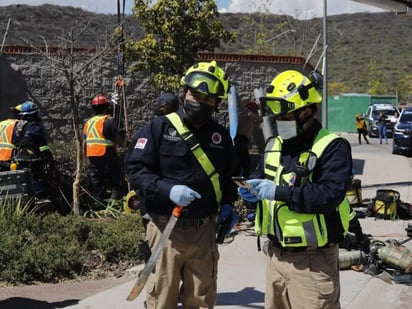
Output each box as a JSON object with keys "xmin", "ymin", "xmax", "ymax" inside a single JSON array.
[
  {"xmin": 85, "ymin": 115, "xmax": 114, "ymax": 147},
  {"xmin": 39, "ymin": 145, "xmax": 50, "ymax": 152},
  {"xmin": 166, "ymin": 112, "xmax": 222, "ymax": 205}
]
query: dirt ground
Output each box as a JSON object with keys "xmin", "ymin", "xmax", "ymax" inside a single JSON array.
[{"xmin": 0, "ymin": 273, "xmax": 134, "ymax": 309}]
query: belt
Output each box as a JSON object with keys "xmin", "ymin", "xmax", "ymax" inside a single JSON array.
[
  {"xmin": 149, "ymin": 213, "xmax": 212, "ymax": 229},
  {"xmin": 176, "ymin": 217, "xmax": 208, "ymax": 229},
  {"xmin": 270, "ymin": 238, "xmax": 337, "ymax": 253}
]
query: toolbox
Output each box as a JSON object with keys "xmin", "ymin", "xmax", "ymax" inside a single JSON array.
[{"xmin": 0, "ymin": 169, "xmax": 34, "ymax": 203}]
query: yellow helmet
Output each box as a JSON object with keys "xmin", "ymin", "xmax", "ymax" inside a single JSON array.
[
  {"xmin": 262, "ymin": 70, "xmax": 323, "ymax": 116},
  {"xmin": 181, "ymin": 60, "xmax": 229, "ymax": 100}
]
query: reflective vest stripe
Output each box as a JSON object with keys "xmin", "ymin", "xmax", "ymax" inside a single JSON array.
[
  {"xmin": 166, "ymin": 112, "xmax": 222, "ymax": 205},
  {"xmin": 84, "ymin": 115, "xmax": 114, "ymax": 157},
  {"xmin": 39, "ymin": 145, "xmax": 50, "ymax": 152},
  {"xmin": 0, "ymin": 119, "xmax": 18, "ymax": 161}
]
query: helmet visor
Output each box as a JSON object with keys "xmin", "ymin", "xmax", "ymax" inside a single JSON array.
[
  {"xmin": 261, "ymin": 97, "xmax": 295, "ymax": 116},
  {"xmin": 183, "ymin": 72, "xmax": 224, "ymax": 98}
]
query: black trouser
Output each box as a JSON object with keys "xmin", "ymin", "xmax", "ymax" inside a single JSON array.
[
  {"xmin": 87, "ymin": 152, "xmax": 126, "ymax": 201},
  {"xmin": 357, "ymin": 128, "xmax": 369, "ymax": 144}
]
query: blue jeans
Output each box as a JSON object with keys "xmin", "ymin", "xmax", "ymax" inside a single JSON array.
[{"xmin": 378, "ymin": 124, "xmax": 387, "ymax": 144}]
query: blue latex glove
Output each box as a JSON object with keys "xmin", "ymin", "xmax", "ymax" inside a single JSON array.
[
  {"xmin": 248, "ymin": 179, "xmax": 277, "ymax": 201},
  {"xmin": 217, "ymin": 203, "xmax": 233, "ymax": 224},
  {"xmin": 169, "ymin": 185, "xmax": 201, "ymax": 206},
  {"xmin": 237, "ymin": 187, "xmax": 258, "ymax": 203},
  {"xmin": 227, "ymin": 212, "xmax": 239, "ymax": 235}
]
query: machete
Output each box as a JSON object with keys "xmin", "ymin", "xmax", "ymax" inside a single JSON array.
[{"xmin": 126, "ymin": 205, "xmax": 184, "ymax": 301}]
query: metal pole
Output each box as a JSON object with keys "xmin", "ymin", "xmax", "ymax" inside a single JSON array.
[
  {"xmin": 322, "ymin": 0, "xmax": 328, "ymax": 128},
  {"xmin": 1, "ymin": 18, "xmax": 12, "ymax": 54},
  {"xmin": 264, "ymin": 29, "xmax": 296, "ymax": 54}
]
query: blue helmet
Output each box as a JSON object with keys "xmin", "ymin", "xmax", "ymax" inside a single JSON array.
[{"xmin": 19, "ymin": 101, "xmax": 38, "ymax": 116}]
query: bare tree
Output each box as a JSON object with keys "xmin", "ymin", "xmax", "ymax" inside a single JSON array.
[{"xmin": 23, "ymin": 20, "xmax": 114, "ymax": 215}]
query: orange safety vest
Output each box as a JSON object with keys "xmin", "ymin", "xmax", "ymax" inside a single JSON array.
[
  {"xmin": 0, "ymin": 119, "xmax": 19, "ymax": 161},
  {"xmin": 83, "ymin": 115, "xmax": 114, "ymax": 157}
]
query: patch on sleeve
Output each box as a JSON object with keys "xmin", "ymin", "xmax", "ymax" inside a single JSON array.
[{"xmin": 134, "ymin": 138, "xmax": 148, "ymax": 149}]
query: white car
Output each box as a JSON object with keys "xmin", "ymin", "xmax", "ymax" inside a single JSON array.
[{"xmin": 365, "ymin": 103, "xmax": 399, "ymax": 137}]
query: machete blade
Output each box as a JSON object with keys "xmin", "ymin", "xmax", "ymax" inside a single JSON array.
[{"xmin": 126, "ymin": 205, "xmax": 183, "ymax": 301}]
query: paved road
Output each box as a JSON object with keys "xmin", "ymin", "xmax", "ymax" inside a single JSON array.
[
  {"xmin": 1, "ymin": 133, "xmax": 412, "ymax": 309},
  {"xmin": 349, "ymin": 133, "xmax": 412, "ymax": 203}
]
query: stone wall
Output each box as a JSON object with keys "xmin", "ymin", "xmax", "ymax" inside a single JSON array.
[{"xmin": 0, "ymin": 52, "xmax": 308, "ymax": 145}]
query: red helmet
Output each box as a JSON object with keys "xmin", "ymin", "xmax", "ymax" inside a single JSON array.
[
  {"xmin": 91, "ymin": 94, "xmax": 109, "ymax": 106},
  {"xmin": 245, "ymin": 100, "xmax": 260, "ymax": 112}
]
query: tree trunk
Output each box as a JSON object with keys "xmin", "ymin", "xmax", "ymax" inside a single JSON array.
[
  {"xmin": 70, "ymin": 80, "xmax": 84, "ymax": 216},
  {"xmin": 72, "ymin": 116, "xmax": 83, "ymax": 215}
]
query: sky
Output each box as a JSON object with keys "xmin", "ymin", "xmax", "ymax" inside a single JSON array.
[{"xmin": 0, "ymin": 0, "xmax": 385, "ymax": 18}]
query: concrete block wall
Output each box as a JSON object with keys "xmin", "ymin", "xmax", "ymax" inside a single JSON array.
[{"xmin": 0, "ymin": 53, "xmax": 305, "ymax": 144}]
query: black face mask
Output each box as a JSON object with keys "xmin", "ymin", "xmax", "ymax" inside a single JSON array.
[{"xmin": 183, "ymin": 100, "xmax": 213, "ymax": 125}]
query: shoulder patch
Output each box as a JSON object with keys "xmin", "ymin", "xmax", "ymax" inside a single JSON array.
[{"xmin": 134, "ymin": 138, "xmax": 148, "ymax": 149}]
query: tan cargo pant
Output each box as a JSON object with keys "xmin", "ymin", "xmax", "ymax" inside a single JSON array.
[
  {"xmin": 145, "ymin": 217, "xmax": 219, "ymax": 309},
  {"xmin": 265, "ymin": 243, "xmax": 340, "ymax": 309}
]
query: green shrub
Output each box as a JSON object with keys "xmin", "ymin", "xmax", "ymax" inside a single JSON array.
[
  {"xmin": 0, "ymin": 212, "xmax": 145, "ymax": 284},
  {"xmin": 91, "ymin": 215, "xmax": 143, "ymax": 263}
]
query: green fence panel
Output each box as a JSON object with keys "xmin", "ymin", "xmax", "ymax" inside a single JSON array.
[{"xmin": 327, "ymin": 94, "xmax": 371, "ymax": 133}]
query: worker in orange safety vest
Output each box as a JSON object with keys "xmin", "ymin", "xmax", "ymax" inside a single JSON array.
[
  {"xmin": 0, "ymin": 104, "xmax": 22, "ymax": 171},
  {"xmin": 83, "ymin": 94, "xmax": 126, "ymax": 206}
]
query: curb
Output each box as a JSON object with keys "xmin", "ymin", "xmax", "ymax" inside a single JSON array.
[{"xmin": 345, "ymin": 276, "xmax": 405, "ymax": 309}]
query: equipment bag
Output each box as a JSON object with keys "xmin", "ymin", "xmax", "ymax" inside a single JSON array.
[
  {"xmin": 346, "ymin": 178, "xmax": 362, "ymax": 207},
  {"xmin": 397, "ymin": 202, "xmax": 412, "ymax": 220},
  {"xmin": 373, "ymin": 189, "xmax": 400, "ymax": 220}
]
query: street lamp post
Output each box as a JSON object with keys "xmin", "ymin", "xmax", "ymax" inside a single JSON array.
[{"xmin": 322, "ymin": 0, "xmax": 328, "ymax": 129}]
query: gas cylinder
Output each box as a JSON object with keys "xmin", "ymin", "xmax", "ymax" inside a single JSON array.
[
  {"xmin": 377, "ymin": 245, "xmax": 412, "ymax": 273},
  {"xmin": 338, "ymin": 249, "xmax": 365, "ymax": 269},
  {"xmin": 9, "ymin": 162, "xmax": 17, "ymax": 171}
]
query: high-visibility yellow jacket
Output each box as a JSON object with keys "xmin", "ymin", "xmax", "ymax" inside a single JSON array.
[{"xmin": 255, "ymin": 128, "xmax": 350, "ymax": 247}]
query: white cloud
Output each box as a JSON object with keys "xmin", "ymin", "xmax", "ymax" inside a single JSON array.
[
  {"xmin": 0, "ymin": 0, "xmax": 386, "ymax": 17},
  {"xmin": 217, "ymin": 0, "xmax": 385, "ymax": 19}
]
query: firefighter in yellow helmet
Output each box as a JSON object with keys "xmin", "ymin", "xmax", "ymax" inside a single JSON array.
[
  {"xmin": 238, "ymin": 70, "xmax": 353, "ymax": 309},
  {"xmin": 125, "ymin": 60, "xmax": 238, "ymax": 308},
  {"xmin": 83, "ymin": 94, "xmax": 126, "ymax": 206}
]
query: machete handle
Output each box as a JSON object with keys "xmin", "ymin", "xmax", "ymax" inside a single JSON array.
[{"xmin": 172, "ymin": 205, "xmax": 184, "ymax": 218}]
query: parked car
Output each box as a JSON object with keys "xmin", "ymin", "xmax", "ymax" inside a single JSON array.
[
  {"xmin": 393, "ymin": 107, "xmax": 412, "ymax": 156},
  {"xmin": 365, "ymin": 103, "xmax": 399, "ymax": 138}
]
